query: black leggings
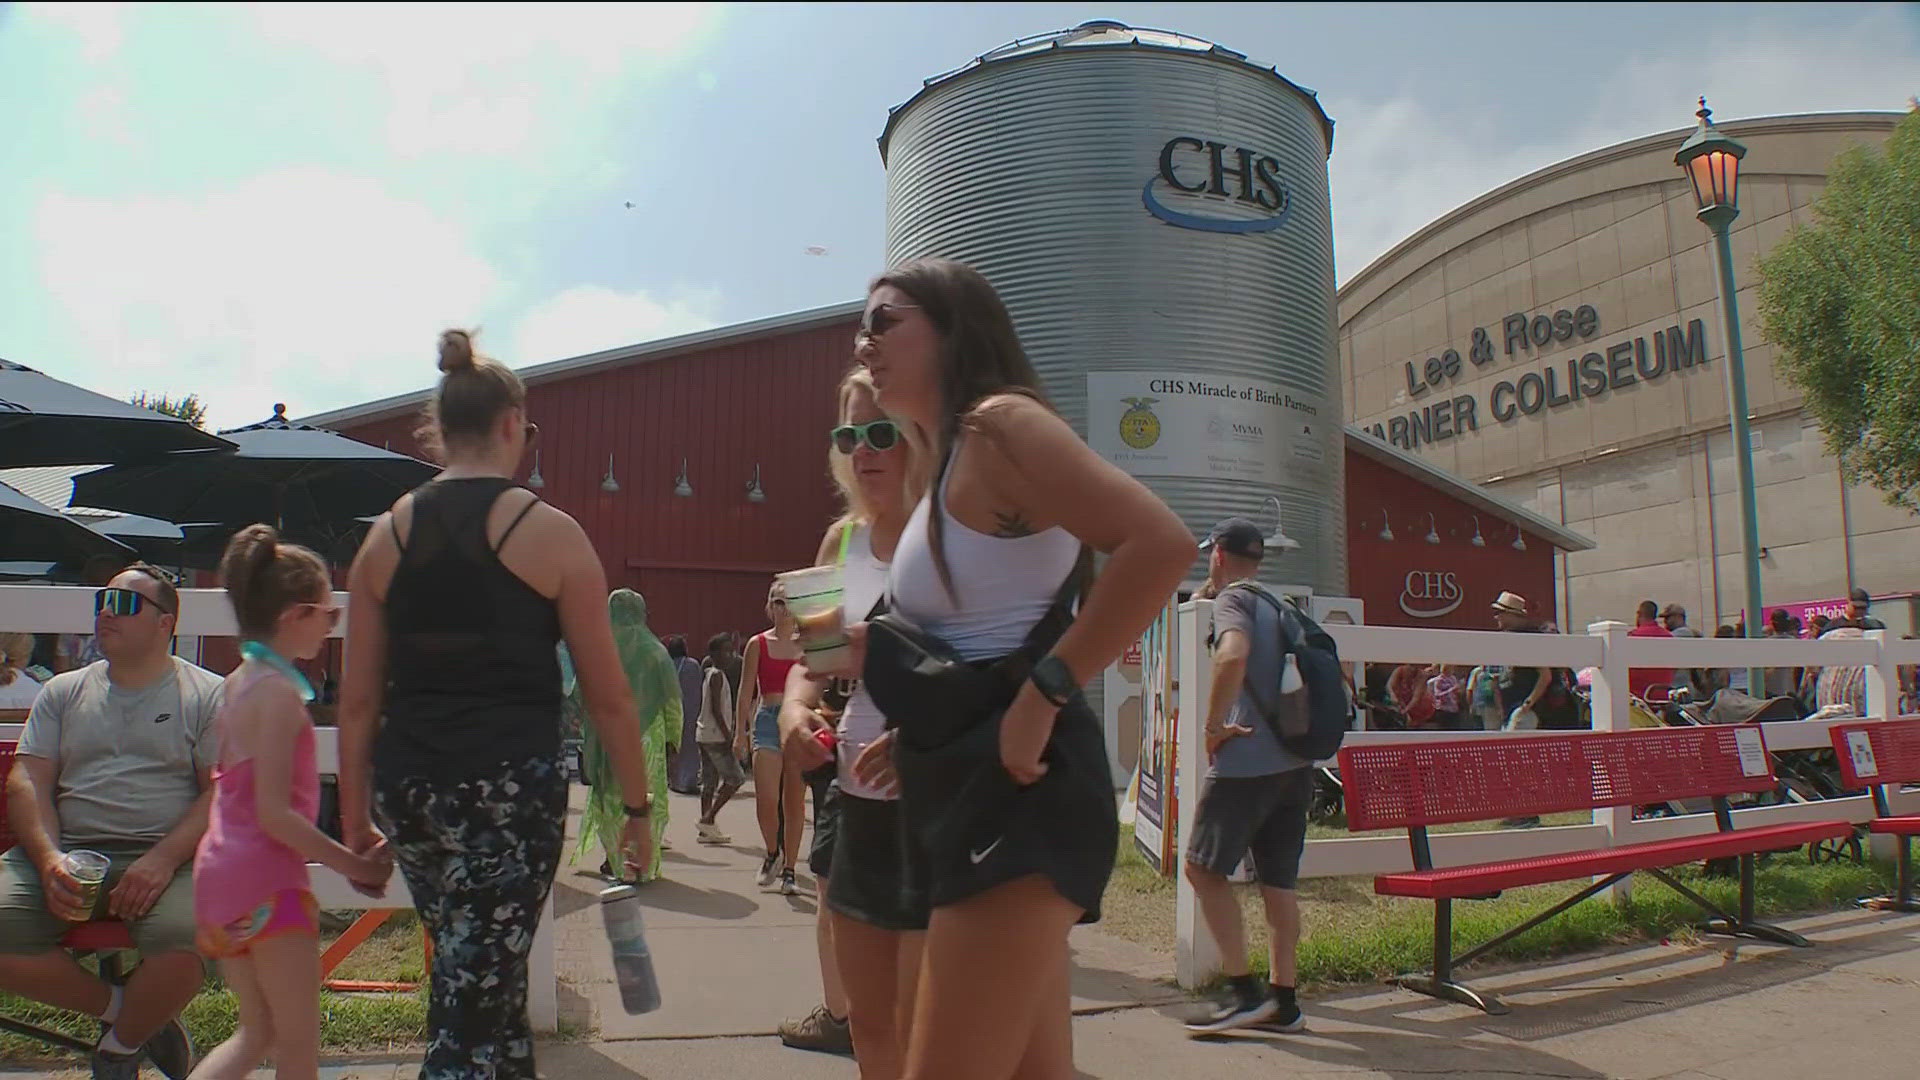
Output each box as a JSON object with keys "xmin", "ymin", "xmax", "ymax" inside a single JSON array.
[{"xmin": 375, "ymin": 755, "xmax": 567, "ymax": 1080}]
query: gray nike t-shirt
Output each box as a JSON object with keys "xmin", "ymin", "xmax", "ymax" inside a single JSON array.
[
  {"xmin": 16, "ymin": 658, "xmax": 223, "ymax": 848},
  {"xmin": 1210, "ymin": 583, "xmax": 1309, "ymax": 779}
]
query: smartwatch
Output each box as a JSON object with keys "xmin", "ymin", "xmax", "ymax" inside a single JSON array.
[{"xmin": 1029, "ymin": 655, "xmax": 1079, "ymax": 708}]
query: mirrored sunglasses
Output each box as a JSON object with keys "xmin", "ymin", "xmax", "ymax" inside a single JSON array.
[{"xmin": 94, "ymin": 587, "xmax": 173, "ymax": 617}]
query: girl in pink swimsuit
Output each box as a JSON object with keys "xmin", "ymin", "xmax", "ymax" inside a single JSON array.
[{"xmin": 191, "ymin": 526, "xmax": 393, "ymax": 1080}]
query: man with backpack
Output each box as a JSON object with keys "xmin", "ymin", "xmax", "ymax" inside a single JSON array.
[{"xmin": 1182, "ymin": 518, "xmax": 1313, "ymax": 1036}]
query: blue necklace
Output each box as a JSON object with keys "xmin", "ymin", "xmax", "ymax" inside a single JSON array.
[{"xmin": 239, "ymin": 640, "xmax": 315, "ymax": 703}]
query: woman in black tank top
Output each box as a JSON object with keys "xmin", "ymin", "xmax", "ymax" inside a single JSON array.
[
  {"xmin": 336, "ymin": 331, "xmax": 657, "ymax": 1080},
  {"xmin": 844, "ymin": 263, "xmax": 1193, "ymax": 1080}
]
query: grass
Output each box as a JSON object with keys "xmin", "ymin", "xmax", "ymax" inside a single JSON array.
[
  {"xmin": 1101, "ymin": 824, "xmax": 1899, "ymax": 989},
  {"xmin": 0, "ymin": 910, "xmax": 429, "ymax": 1064}
]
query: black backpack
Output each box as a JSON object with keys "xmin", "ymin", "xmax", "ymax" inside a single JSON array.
[{"xmin": 1224, "ymin": 583, "xmax": 1351, "ymax": 762}]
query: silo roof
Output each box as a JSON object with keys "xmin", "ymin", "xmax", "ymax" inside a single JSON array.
[{"xmin": 878, "ymin": 20, "xmax": 1336, "ymax": 163}]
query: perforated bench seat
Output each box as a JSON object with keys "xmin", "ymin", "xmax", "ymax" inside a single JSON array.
[
  {"xmin": 1377, "ymin": 820, "xmax": 1855, "ymax": 899},
  {"xmin": 1869, "ymin": 815, "xmax": 1920, "ymax": 836}
]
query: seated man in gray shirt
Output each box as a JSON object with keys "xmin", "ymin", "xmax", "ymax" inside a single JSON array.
[
  {"xmin": 2, "ymin": 565, "xmax": 223, "ymax": 1079},
  {"xmin": 1183, "ymin": 519, "xmax": 1311, "ymax": 1037}
]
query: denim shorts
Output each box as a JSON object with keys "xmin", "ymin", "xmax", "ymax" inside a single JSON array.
[{"xmin": 752, "ymin": 702, "xmax": 781, "ymax": 752}]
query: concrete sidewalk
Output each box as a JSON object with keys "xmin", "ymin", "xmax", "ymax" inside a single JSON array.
[{"xmin": 11, "ymin": 785, "xmax": 1920, "ymax": 1077}]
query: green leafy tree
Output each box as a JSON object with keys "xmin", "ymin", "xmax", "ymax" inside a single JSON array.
[
  {"xmin": 1757, "ymin": 109, "xmax": 1920, "ymax": 510},
  {"xmin": 130, "ymin": 392, "xmax": 209, "ymax": 430}
]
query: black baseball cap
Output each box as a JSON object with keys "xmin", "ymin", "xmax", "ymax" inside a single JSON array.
[
  {"xmin": 1201, "ymin": 518, "xmax": 1265, "ymax": 561},
  {"xmin": 1849, "ymin": 587, "xmax": 1871, "ymax": 606}
]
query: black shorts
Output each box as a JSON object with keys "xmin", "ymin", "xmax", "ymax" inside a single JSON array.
[
  {"xmin": 1185, "ymin": 769, "xmax": 1312, "ymax": 889},
  {"xmin": 826, "ymin": 793, "xmax": 931, "ymax": 931},
  {"xmin": 808, "ymin": 775, "xmax": 839, "ymax": 879},
  {"xmin": 893, "ymin": 697, "xmax": 1117, "ymax": 922}
]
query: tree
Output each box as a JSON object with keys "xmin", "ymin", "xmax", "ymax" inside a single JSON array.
[
  {"xmin": 1757, "ymin": 109, "xmax": 1920, "ymax": 511},
  {"xmin": 130, "ymin": 392, "xmax": 209, "ymax": 430}
]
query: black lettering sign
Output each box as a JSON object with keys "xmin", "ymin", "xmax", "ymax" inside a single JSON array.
[
  {"xmin": 1545, "ymin": 362, "xmax": 1571, "ymax": 407},
  {"xmin": 1573, "ymin": 304, "xmax": 1599, "ymax": 337},
  {"xmin": 1517, "ymin": 372, "xmax": 1546, "ymax": 415},
  {"xmin": 1579, "ymin": 352, "xmax": 1607, "ymax": 396},
  {"xmin": 1431, "ymin": 398, "xmax": 1454, "ymax": 441},
  {"xmin": 1635, "ymin": 336, "xmax": 1664, "ymax": 381},
  {"xmin": 1607, "ymin": 342, "xmax": 1636, "ymax": 389},
  {"xmin": 1503, "ymin": 314, "xmax": 1528, "ymax": 356},
  {"xmin": 1453, "ymin": 394, "xmax": 1478, "ymax": 433},
  {"xmin": 1669, "ymin": 319, "xmax": 1707, "ymax": 369},
  {"xmin": 1491, "ymin": 381, "xmax": 1517, "ymax": 421},
  {"xmin": 1159, "ymin": 137, "xmax": 1208, "ymax": 193}
]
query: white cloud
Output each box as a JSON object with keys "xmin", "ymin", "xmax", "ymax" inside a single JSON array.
[
  {"xmin": 245, "ymin": 2, "xmax": 724, "ymax": 157},
  {"xmin": 25, "ymin": 2, "xmax": 128, "ymax": 62},
  {"xmin": 1327, "ymin": 7, "xmax": 1920, "ymax": 283},
  {"xmin": 508, "ymin": 285, "xmax": 721, "ymax": 367},
  {"xmin": 36, "ymin": 169, "xmax": 503, "ymax": 430}
]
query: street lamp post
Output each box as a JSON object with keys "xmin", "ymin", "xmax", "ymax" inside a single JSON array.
[{"xmin": 1676, "ymin": 98, "xmax": 1764, "ymax": 691}]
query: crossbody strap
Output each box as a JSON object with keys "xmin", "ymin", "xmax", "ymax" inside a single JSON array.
[{"xmin": 1218, "ymin": 582, "xmax": 1292, "ymax": 740}]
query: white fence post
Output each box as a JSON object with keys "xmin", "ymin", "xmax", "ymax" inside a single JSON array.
[
  {"xmin": 1173, "ymin": 598, "xmax": 1223, "ymax": 989},
  {"xmin": 1864, "ymin": 629, "xmax": 1897, "ymax": 720},
  {"xmin": 1586, "ymin": 620, "xmax": 1632, "ymax": 902}
]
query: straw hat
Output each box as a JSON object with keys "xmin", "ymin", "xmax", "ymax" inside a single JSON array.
[{"xmin": 1490, "ymin": 591, "xmax": 1530, "ymax": 616}]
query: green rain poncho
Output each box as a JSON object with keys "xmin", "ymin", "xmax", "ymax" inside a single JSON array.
[{"xmin": 562, "ymin": 588, "xmax": 678, "ymax": 883}]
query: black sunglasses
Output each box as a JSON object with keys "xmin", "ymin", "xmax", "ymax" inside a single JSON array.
[
  {"xmin": 856, "ymin": 302, "xmax": 921, "ymax": 341},
  {"xmin": 95, "ymin": 587, "xmax": 175, "ymax": 617},
  {"xmin": 831, "ymin": 419, "xmax": 901, "ymax": 454}
]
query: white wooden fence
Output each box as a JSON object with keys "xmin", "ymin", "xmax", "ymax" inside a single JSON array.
[
  {"xmin": 1172, "ymin": 600, "xmax": 1920, "ymax": 986},
  {"xmin": 0, "ymin": 584, "xmax": 557, "ymax": 1031}
]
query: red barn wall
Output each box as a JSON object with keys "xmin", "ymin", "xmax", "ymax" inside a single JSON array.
[
  {"xmin": 1343, "ymin": 451, "xmax": 1559, "ymax": 630},
  {"xmin": 337, "ymin": 319, "xmax": 861, "ymax": 649}
]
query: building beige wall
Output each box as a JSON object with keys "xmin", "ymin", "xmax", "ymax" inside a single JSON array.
[{"xmin": 1339, "ymin": 112, "xmax": 1918, "ymax": 632}]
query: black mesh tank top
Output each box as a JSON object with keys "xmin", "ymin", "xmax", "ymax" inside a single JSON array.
[{"xmin": 374, "ymin": 477, "xmax": 562, "ymax": 778}]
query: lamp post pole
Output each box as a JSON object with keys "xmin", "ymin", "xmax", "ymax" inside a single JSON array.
[{"xmin": 1677, "ymin": 97, "xmax": 1764, "ymax": 690}]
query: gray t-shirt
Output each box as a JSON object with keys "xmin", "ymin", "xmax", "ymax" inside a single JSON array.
[
  {"xmin": 1210, "ymin": 583, "xmax": 1309, "ymax": 779},
  {"xmin": 16, "ymin": 658, "xmax": 223, "ymax": 849}
]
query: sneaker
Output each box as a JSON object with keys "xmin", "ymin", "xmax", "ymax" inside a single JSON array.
[
  {"xmin": 90, "ymin": 1047, "xmax": 141, "ymax": 1080},
  {"xmin": 697, "ymin": 821, "xmax": 732, "ymax": 845},
  {"xmin": 779, "ymin": 1003, "xmax": 854, "ymax": 1055},
  {"xmin": 1184, "ymin": 976, "xmax": 1278, "ymax": 1035},
  {"xmin": 1261, "ymin": 988, "xmax": 1306, "ymax": 1033},
  {"xmin": 757, "ymin": 853, "xmax": 779, "ymax": 887},
  {"xmin": 143, "ymin": 1018, "xmax": 196, "ymax": 1079},
  {"xmin": 779, "ymin": 868, "xmax": 799, "ymax": 896}
]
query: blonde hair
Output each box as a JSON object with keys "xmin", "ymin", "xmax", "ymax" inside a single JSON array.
[
  {"xmin": 828, "ymin": 367, "xmax": 926, "ymax": 528},
  {"xmin": 0, "ymin": 632, "xmax": 33, "ymax": 687},
  {"xmin": 416, "ymin": 329, "xmax": 527, "ymax": 460}
]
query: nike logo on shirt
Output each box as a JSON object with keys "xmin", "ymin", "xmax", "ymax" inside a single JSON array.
[
  {"xmin": 153, "ymin": 713, "xmax": 173, "ymax": 725},
  {"xmin": 969, "ymin": 838, "xmax": 1002, "ymax": 865}
]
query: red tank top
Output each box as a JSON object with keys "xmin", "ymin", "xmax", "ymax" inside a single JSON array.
[{"xmin": 753, "ymin": 632, "xmax": 799, "ymax": 696}]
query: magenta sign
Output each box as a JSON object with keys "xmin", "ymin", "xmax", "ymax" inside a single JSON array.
[{"xmin": 1767, "ymin": 593, "xmax": 1905, "ymax": 635}]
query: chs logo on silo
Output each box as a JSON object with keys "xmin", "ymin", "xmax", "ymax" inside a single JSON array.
[
  {"xmin": 1118, "ymin": 398, "xmax": 1162, "ymax": 449},
  {"xmin": 1143, "ymin": 137, "xmax": 1292, "ymax": 234}
]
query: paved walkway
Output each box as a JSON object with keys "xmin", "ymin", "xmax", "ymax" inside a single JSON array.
[{"xmin": 10, "ymin": 784, "xmax": 1920, "ymax": 1077}]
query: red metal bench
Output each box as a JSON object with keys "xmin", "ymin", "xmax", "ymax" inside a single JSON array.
[
  {"xmin": 1829, "ymin": 718, "xmax": 1920, "ymax": 912},
  {"xmin": 0, "ymin": 741, "xmax": 141, "ymax": 1056},
  {"xmin": 1339, "ymin": 726, "xmax": 1854, "ymax": 1013}
]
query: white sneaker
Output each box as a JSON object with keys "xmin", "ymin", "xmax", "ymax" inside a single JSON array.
[
  {"xmin": 697, "ymin": 821, "xmax": 731, "ymax": 845},
  {"xmin": 757, "ymin": 853, "xmax": 779, "ymax": 887}
]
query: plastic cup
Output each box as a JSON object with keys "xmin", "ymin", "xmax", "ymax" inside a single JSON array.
[
  {"xmin": 776, "ymin": 565, "xmax": 851, "ymax": 676},
  {"xmin": 62, "ymin": 850, "xmax": 109, "ymax": 921}
]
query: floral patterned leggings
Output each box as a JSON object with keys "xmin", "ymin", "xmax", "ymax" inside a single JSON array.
[{"xmin": 376, "ymin": 755, "xmax": 567, "ymax": 1080}]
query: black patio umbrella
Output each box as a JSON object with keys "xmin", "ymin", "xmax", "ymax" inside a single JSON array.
[
  {"xmin": 0, "ymin": 480, "xmax": 137, "ymax": 565},
  {"xmin": 71, "ymin": 405, "xmax": 438, "ymax": 545},
  {"xmin": 0, "ymin": 357, "xmax": 233, "ymax": 467}
]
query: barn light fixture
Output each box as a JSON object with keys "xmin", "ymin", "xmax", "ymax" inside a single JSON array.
[
  {"xmin": 600, "ymin": 454, "xmax": 620, "ymax": 494},
  {"xmin": 1262, "ymin": 496, "xmax": 1301, "ymax": 551},
  {"xmin": 1470, "ymin": 515, "xmax": 1486, "ymax": 547},
  {"xmin": 1422, "ymin": 512, "xmax": 1441, "ymax": 545},
  {"xmin": 746, "ymin": 463, "xmax": 766, "ymax": 503},
  {"xmin": 1511, "ymin": 526, "xmax": 1527, "ymax": 552},
  {"xmin": 673, "ymin": 458, "xmax": 692, "ymax": 498},
  {"xmin": 527, "ymin": 449, "xmax": 545, "ymax": 490},
  {"xmin": 1377, "ymin": 509, "xmax": 1394, "ymax": 543}
]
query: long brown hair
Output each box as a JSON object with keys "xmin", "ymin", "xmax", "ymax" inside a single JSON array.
[
  {"xmin": 869, "ymin": 258, "xmax": 1076, "ymax": 603},
  {"xmin": 220, "ymin": 524, "xmax": 330, "ymax": 639}
]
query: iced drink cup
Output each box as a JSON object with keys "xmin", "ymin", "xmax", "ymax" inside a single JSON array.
[
  {"xmin": 776, "ymin": 565, "xmax": 851, "ymax": 676},
  {"xmin": 62, "ymin": 850, "xmax": 109, "ymax": 921}
]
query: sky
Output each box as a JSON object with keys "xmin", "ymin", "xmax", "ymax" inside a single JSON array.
[{"xmin": 2, "ymin": 2, "xmax": 1916, "ymax": 431}]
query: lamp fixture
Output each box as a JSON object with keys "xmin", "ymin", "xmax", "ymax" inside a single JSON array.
[
  {"xmin": 1261, "ymin": 496, "xmax": 1302, "ymax": 552},
  {"xmin": 746, "ymin": 463, "xmax": 766, "ymax": 503},
  {"xmin": 600, "ymin": 454, "xmax": 620, "ymax": 494},
  {"xmin": 1470, "ymin": 515, "xmax": 1486, "ymax": 547},
  {"xmin": 1377, "ymin": 509, "xmax": 1394, "ymax": 543},
  {"xmin": 1512, "ymin": 526, "xmax": 1527, "ymax": 552},
  {"xmin": 1422, "ymin": 512, "xmax": 1441, "ymax": 545},
  {"xmin": 527, "ymin": 449, "xmax": 545, "ymax": 490},
  {"xmin": 673, "ymin": 457, "xmax": 692, "ymax": 498}
]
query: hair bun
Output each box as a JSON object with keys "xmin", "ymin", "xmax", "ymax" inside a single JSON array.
[{"xmin": 438, "ymin": 329, "xmax": 476, "ymax": 373}]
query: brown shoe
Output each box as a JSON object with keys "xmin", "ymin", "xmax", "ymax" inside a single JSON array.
[{"xmin": 778, "ymin": 1004, "xmax": 853, "ymax": 1055}]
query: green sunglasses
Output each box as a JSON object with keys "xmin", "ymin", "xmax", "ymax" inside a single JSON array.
[
  {"xmin": 95, "ymin": 587, "xmax": 174, "ymax": 617},
  {"xmin": 831, "ymin": 419, "xmax": 901, "ymax": 454}
]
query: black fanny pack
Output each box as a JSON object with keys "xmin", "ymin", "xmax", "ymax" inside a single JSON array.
[{"xmin": 863, "ymin": 559, "xmax": 1086, "ymax": 751}]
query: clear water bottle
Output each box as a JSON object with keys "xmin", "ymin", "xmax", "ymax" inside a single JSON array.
[{"xmin": 599, "ymin": 885, "xmax": 662, "ymax": 1014}]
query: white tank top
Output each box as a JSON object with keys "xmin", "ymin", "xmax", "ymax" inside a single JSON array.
[
  {"xmin": 835, "ymin": 523, "xmax": 895, "ymax": 800},
  {"xmin": 888, "ymin": 468, "xmax": 1081, "ymax": 663}
]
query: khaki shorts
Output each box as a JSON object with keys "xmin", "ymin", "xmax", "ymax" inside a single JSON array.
[{"xmin": 0, "ymin": 847, "xmax": 200, "ymax": 959}]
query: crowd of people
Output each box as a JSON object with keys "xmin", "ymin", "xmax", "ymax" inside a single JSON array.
[{"xmin": 1, "ymin": 260, "xmax": 1209, "ymax": 1080}]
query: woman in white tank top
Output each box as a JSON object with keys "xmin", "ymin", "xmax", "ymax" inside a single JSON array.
[
  {"xmin": 813, "ymin": 261, "xmax": 1194, "ymax": 1080},
  {"xmin": 780, "ymin": 368, "xmax": 929, "ymax": 1076}
]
